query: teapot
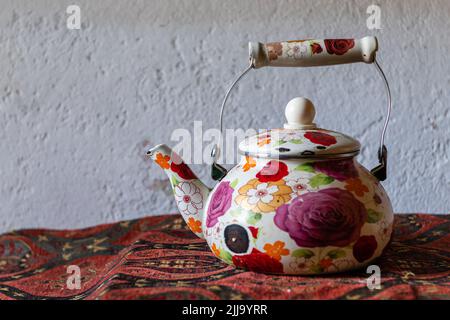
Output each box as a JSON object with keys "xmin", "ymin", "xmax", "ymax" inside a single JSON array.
[{"xmin": 147, "ymin": 36, "xmax": 393, "ymax": 274}]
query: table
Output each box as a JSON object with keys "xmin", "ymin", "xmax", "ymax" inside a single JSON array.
[{"xmin": 0, "ymin": 214, "xmax": 448, "ymax": 300}]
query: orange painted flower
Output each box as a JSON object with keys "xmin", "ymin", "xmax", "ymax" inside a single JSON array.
[
  {"xmin": 243, "ymin": 156, "xmax": 256, "ymax": 172},
  {"xmin": 187, "ymin": 217, "xmax": 202, "ymax": 234},
  {"xmin": 155, "ymin": 153, "xmax": 170, "ymax": 169},
  {"xmin": 263, "ymin": 240, "xmax": 289, "ymax": 261},
  {"xmin": 319, "ymin": 258, "xmax": 333, "ymax": 269},
  {"xmin": 257, "ymin": 134, "xmax": 271, "ymax": 147},
  {"xmin": 235, "ymin": 179, "xmax": 292, "ymax": 213},
  {"xmin": 345, "ymin": 178, "xmax": 369, "ymax": 197},
  {"xmin": 211, "ymin": 243, "xmax": 221, "ymax": 257}
]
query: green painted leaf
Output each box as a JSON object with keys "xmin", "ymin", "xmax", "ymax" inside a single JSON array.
[
  {"xmin": 309, "ymin": 174, "xmax": 334, "ymax": 188},
  {"xmin": 220, "ymin": 250, "xmax": 233, "ymax": 263},
  {"xmin": 367, "ymin": 209, "xmax": 383, "ymax": 223},
  {"xmin": 247, "ymin": 212, "xmax": 262, "ymax": 225},
  {"xmin": 292, "ymin": 249, "xmax": 315, "ymax": 259},
  {"xmin": 274, "ymin": 139, "xmax": 287, "ymax": 146},
  {"xmin": 327, "ymin": 249, "xmax": 346, "ymax": 259},
  {"xmin": 290, "ymin": 139, "xmax": 303, "ymax": 144},
  {"xmin": 230, "ymin": 178, "xmax": 239, "ymax": 189},
  {"xmin": 310, "ymin": 265, "xmax": 324, "ymax": 274},
  {"xmin": 294, "ymin": 162, "xmax": 315, "ymax": 173},
  {"xmin": 170, "ymin": 175, "xmax": 179, "ymax": 187}
]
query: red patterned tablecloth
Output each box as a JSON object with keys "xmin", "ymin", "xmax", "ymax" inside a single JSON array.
[{"xmin": 0, "ymin": 214, "xmax": 448, "ymax": 300}]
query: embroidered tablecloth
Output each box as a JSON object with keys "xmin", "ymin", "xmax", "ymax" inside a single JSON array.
[{"xmin": 0, "ymin": 214, "xmax": 448, "ymax": 300}]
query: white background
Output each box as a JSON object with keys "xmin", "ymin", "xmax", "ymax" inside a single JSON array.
[{"xmin": 0, "ymin": 0, "xmax": 449, "ymax": 233}]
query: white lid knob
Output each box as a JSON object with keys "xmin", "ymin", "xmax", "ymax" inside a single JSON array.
[{"xmin": 284, "ymin": 97, "xmax": 317, "ymax": 129}]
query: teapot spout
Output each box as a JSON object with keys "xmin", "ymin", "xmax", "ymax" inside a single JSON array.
[{"xmin": 147, "ymin": 144, "xmax": 210, "ymax": 239}]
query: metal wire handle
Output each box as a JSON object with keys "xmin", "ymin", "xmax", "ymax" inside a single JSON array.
[
  {"xmin": 210, "ymin": 60, "xmax": 254, "ymax": 181},
  {"xmin": 370, "ymin": 59, "xmax": 391, "ymax": 181},
  {"xmin": 211, "ymin": 58, "xmax": 391, "ymax": 182}
]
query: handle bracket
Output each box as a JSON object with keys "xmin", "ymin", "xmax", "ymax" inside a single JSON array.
[{"xmin": 371, "ymin": 145, "xmax": 387, "ymax": 181}]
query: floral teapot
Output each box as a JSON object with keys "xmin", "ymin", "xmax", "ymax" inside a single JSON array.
[{"xmin": 147, "ymin": 36, "xmax": 393, "ymax": 274}]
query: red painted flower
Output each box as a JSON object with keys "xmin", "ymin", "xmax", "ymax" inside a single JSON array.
[
  {"xmin": 171, "ymin": 162, "xmax": 197, "ymax": 180},
  {"xmin": 311, "ymin": 42, "xmax": 323, "ymax": 54},
  {"xmin": 353, "ymin": 235, "xmax": 378, "ymax": 263},
  {"xmin": 324, "ymin": 39, "xmax": 355, "ymax": 55},
  {"xmin": 256, "ymin": 160, "xmax": 289, "ymax": 182},
  {"xmin": 248, "ymin": 227, "xmax": 259, "ymax": 239},
  {"xmin": 170, "ymin": 152, "xmax": 197, "ymax": 180},
  {"xmin": 232, "ymin": 248, "xmax": 284, "ymax": 274},
  {"xmin": 304, "ymin": 131, "xmax": 337, "ymax": 146},
  {"xmin": 319, "ymin": 258, "xmax": 333, "ymax": 269}
]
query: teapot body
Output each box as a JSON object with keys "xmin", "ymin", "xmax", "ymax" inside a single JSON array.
[{"xmin": 203, "ymin": 156, "xmax": 393, "ymax": 275}]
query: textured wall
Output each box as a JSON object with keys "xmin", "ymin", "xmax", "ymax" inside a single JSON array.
[{"xmin": 0, "ymin": 0, "xmax": 449, "ymax": 233}]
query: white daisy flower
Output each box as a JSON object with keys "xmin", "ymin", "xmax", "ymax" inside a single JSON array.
[
  {"xmin": 286, "ymin": 178, "xmax": 310, "ymax": 196},
  {"xmin": 271, "ymin": 131, "xmax": 304, "ymax": 145},
  {"xmin": 286, "ymin": 42, "xmax": 309, "ymax": 59},
  {"xmin": 174, "ymin": 181, "xmax": 203, "ymax": 215},
  {"xmin": 246, "ymin": 183, "xmax": 279, "ymax": 205}
]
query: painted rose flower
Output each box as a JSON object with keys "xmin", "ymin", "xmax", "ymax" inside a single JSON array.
[
  {"xmin": 174, "ymin": 182, "xmax": 203, "ymax": 215},
  {"xmin": 313, "ymin": 159, "xmax": 358, "ymax": 181},
  {"xmin": 256, "ymin": 160, "xmax": 289, "ymax": 182},
  {"xmin": 324, "ymin": 39, "xmax": 355, "ymax": 55},
  {"xmin": 304, "ymin": 131, "xmax": 337, "ymax": 146},
  {"xmin": 352, "ymin": 235, "xmax": 378, "ymax": 262},
  {"xmin": 206, "ymin": 181, "xmax": 233, "ymax": 227},
  {"xmin": 232, "ymin": 248, "xmax": 284, "ymax": 273},
  {"xmin": 170, "ymin": 152, "xmax": 197, "ymax": 180},
  {"xmin": 274, "ymin": 188, "xmax": 367, "ymax": 247},
  {"xmin": 311, "ymin": 42, "xmax": 323, "ymax": 54},
  {"xmin": 236, "ymin": 179, "xmax": 292, "ymax": 213},
  {"xmin": 286, "ymin": 177, "xmax": 310, "ymax": 196}
]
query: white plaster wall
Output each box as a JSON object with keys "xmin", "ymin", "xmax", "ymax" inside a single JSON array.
[{"xmin": 0, "ymin": 0, "xmax": 449, "ymax": 233}]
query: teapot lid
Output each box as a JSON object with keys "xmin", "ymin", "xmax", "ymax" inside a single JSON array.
[{"xmin": 238, "ymin": 97, "xmax": 360, "ymax": 159}]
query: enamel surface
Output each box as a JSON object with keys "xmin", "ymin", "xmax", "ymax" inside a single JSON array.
[
  {"xmin": 203, "ymin": 156, "xmax": 393, "ymax": 275},
  {"xmin": 239, "ymin": 129, "xmax": 360, "ymax": 158}
]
